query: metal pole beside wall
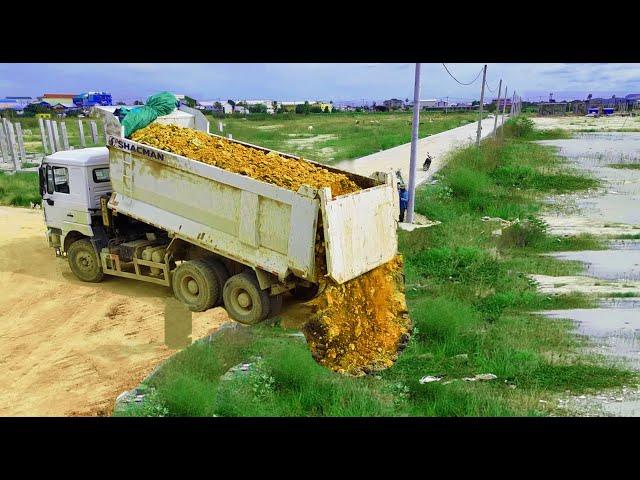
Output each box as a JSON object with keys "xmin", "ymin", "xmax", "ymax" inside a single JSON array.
[{"xmin": 406, "ymin": 62, "xmax": 422, "ymax": 225}]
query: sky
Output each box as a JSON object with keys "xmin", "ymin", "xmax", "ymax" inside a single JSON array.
[{"xmin": 1, "ymin": 63, "xmax": 640, "ymax": 104}]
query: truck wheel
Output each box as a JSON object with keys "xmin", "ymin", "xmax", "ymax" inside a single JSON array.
[
  {"xmin": 223, "ymin": 271, "xmax": 271, "ymax": 325},
  {"xmin": 67, "ymin": 239, "xmax": 104, "ymax": 283},
  {"xmin": 201, "ymin": 258, "xmax": 229, "ymax": 307},
  {"xmin": 291, "ymin": 283, "xmax": 320, "ymax": 302},
  {"xmin": 172, "ymin": 260, "xmax": 220, "ymax": 312}
]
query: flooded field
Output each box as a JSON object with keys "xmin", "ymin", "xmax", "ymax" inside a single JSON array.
[
  {"xmin": 535, "ymin": 132, "xmax": 640, "ymax": 416},
  {"xmin": 539, "ymin": 133, "xmax": 640, "ymax": 229}
]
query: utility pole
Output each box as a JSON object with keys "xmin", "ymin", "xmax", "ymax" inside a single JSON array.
[
  {"xmin": 476, "ymin": 64, "xmax": 487, "ymax": 147},
  {"xmin": 445, "ymin": 96, "xmax": 448, "ymax": 114},
  {"xmin": 500, "ymin": 86, "xmax": 508, "ymax": 131},
  {"xmin": 406, "ymin": 63, "xmax": 421, "ymax": 225},
  {"xmin": 493, "ymin": 79, "xmax": 502, "ymax": 136}
]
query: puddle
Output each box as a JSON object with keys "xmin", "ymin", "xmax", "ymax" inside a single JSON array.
[
  {"xmin": 539, "ymin": 133, "xmax": 640, "ymax": 225},
  {"xmin": 543, "ymin": 301, "xmax": 640, "ymax": 369},
  {"xmin": 547, "ymin": 241, "xmax": 640, "ymax": 281}
]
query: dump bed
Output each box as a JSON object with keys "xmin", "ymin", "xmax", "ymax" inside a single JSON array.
[{"xmin": 106, "ymin": 133, "xmax": 397, "ymax": 284}]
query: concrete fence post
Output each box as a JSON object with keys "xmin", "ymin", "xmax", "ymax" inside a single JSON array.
[
  {"xmin": 38, "ymin": 117, "xmax": 49, "ymax": 154},
  {"xmin": 60, "ymin": 122, "xmax": 70, "ymax": 150},
  {"xmin": 52, "ymin": 121, "xmax": 61, "ymax": 152},
  {"xmin": 90, "ymin": 121, "xmax": 98, "ymax": 144},
  {"xmin": 78, "ymin": 120, "xmax": 86, "ymax": 147},
  {"xmin": 14, "ymin": 123, "xmax": 26, "ymax": 168},
  {"xmin": 46, "ymin": 120, "xmax": 56, "ymax": 152},
  {"xmin": 218, "ymin": 121, "xmax": 223, "ymax": 132},
  {"xmin": 0, "ymin": 122, "xmax": 10, "ymax": 164},
  {"xmin": 6, "ymin": 122, "xmax": 20, "ymax": 171}
]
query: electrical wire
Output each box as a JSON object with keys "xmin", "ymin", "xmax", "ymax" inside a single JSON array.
[
  {"xmin": 441, "ymin": 64, "xmax": 484, "ymax": 86},
  {"xmin": 484, "ymin": 79, "xmax": 496, "ymax": 94}
]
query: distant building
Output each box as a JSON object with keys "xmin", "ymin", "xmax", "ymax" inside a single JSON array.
[
  {"xmin": 314, "ymin": 102, "xmax": 333, "ymax": 112},
  {"xmin": 198, "ymin": 100, "xmax": 233, "ymax": 114},
  {"xmin": 493, "ymin": 98, "xmax": 512, "ymax": 109},
  {"xmin": 73, "ymin": 91, "xmax": 112, "ymax": 108},
  {"xmin": 383, "ymin": 98, "xmax": 404, "ymax": 110},
  {"xmin": 410, "ymin": 99, "xmax": 438, "ymax": 109},
  {"xmin": 0, "ymin": 98, "xmax": 26, "ymax": 111},
  {"xmin": 40, "ymin": 93, "xmax": 77, "ymax": 109},
  {"xmin": 233, "ymin": 105, "xmax": 249, "ymax": 115}
]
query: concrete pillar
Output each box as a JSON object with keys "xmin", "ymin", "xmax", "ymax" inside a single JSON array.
[{"xmin": 78, "ymin": 120, "xmax": 86, "ymax": 147}]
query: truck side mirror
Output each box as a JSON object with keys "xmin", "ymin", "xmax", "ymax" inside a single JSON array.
[{"xmin": 38, "ymin": 165, "xmax": 46, "ymax": 198}]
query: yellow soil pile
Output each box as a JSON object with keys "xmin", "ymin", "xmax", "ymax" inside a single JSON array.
[
  {"xmin": 131, "ymin": 123, "xmax": 360, "ymax": 197},
  {"xmin": 303, "ymin": 256, "xmax": 411, "ymax": 375}
]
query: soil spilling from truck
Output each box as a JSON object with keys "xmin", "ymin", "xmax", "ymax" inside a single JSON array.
[
  {"xmin": 303, "ymin": 256, "xmax": 411, "ymax": 375},
  {"xmin": 132, "ymin": 123, "xmax": 411, "ymax": 375},
  {"xmin": 131, "ymin": 124, "xmax": 360, "ymax": 197}
]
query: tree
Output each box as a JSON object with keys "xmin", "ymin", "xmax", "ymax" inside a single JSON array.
[
  {"xmin": 227, "ymin": 99, "xmax": 236, "ymax": 108},
  {"xmin": 24, "ymin": 103, "xmax": 52, "ymax": 115},
  {"xmin": 324, "ymin": 106, "xmax": 330, "ymax": 113},
  {"xmin": 295, "ymin": 101, "xmax": 311, "ymax": 115},
  {"xmin": 249, "ymin": 103, "xmax": 268, "ymax": 114},
  {"xmin": 133, "ymin": 100, "xmax": 144, "ymax": 105},
  {"xmin": 183, "ymin": 96, "xmax": 197, "ymax": 108}
]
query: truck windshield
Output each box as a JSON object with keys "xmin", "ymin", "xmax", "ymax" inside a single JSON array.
[{"xmin": 93, "ymin": 168, "xmax": 110, "ymax": 183}]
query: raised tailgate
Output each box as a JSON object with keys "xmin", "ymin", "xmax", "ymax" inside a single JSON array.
[{"xmin": 319, "ymin": 179, "xmax": 397, "ymax": 284}]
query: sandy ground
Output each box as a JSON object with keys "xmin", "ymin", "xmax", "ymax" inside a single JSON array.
[
  {"xmin": 0, "ymin": 206, "xmax": 228, "ymax": 416},
  {"xmin": 334, "ymin": 116, "xmax": 503, "ymax": 185},
  {"xmin": 533, "ymin": 115, "xmax": 640, "ymax": 132}
]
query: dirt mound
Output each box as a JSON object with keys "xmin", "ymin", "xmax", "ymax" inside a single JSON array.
[
  {"xmin": 303, "ymin": 256, "xmax": 411, "ymax": 375},
  {"xmin": 132, "ymin": 123, "xmax": 360, "ymax": 197}
]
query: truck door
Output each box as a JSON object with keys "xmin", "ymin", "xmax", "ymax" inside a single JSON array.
[{"xmin": 42, "ymin": 163, "xmax": 86, "ymax": 230}]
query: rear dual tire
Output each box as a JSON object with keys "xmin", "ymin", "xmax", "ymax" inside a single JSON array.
[
  {"xmin": 172, "ymin": 259, "xmax": 228, "ymax": 312},
  {"xmin": 172, "ymin": 261, "xmax": 279, "ymax": 325}
]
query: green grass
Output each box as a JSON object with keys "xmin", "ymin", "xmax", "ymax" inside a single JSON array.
[
  {"xmin": 0, "ymin": 171, "xmax": 40, "ymax": 206},
  {"xmin": 608, "ymin": 163, "xmax": 640, "ymax": 170},
  {"xmin": 207, "ymin": 111, "xmax": 481, "ymax": 163},
  {"xmin": 119, "ymin": 116, "xmax": 635, "ymax": 417}
]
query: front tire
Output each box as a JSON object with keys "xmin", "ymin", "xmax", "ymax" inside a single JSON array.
[
  {"xmin": 222, "ymin": 271, "xmax": 271, "ymax": 325},
  {"xmin": 67, "ymin": 239, "xmax": 104, "ymax": 283}
]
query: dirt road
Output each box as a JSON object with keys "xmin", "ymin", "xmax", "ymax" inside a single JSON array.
[
  {"xmin": 0, "ymin": 206, "xmax": 228, "ymax": 416},
  {"xmin": 334, "ymin": 116, "xmax": 503, "ymax": 185}
]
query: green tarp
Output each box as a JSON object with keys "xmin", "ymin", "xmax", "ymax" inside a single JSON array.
[{"xmin": 121, "ymin": 91, "xmax": 178, "ymax": 138}]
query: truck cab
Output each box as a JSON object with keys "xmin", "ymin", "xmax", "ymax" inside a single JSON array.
[{"xmin": 39, "ymin": 147, "xmax": 111, "ymax": 255}]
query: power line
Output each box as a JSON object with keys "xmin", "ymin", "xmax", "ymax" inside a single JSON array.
[
  {"xmin": 484, "ymin": 79, "xmax": 496, "ymax": 94},
  {"xmin": 441, "ymin": 64, "xmax": 484, "ymax": 86}
]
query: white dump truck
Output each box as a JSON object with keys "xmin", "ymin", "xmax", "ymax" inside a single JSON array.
[{"xmin": 39, "ymin": 107, "xmax": 399, "ymax": 324}]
